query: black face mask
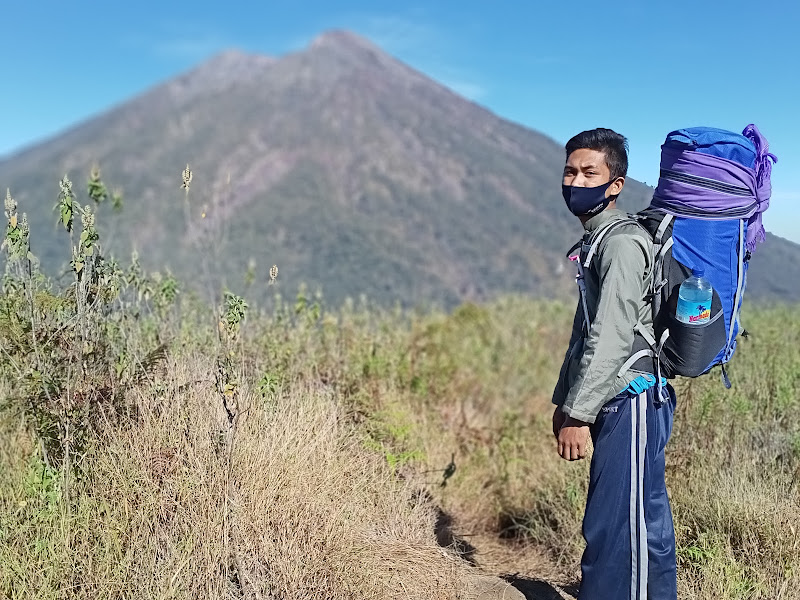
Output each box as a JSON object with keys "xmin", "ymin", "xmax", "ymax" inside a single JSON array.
[{"xmin": 562, "ymin": 181, "xmax": 614, "ymax": 217}]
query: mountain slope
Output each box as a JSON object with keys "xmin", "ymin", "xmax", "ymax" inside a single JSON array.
[{"xmin": 0, "ymin": 30, "xmax": 796, "ymax": 306}]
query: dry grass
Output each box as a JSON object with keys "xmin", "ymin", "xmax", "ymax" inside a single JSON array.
[
  {"xmin": 673, "ymin": 455, "xmax": 800, "ymax": 600},
  {"xmin": 2, "ymin": 298, "xmax": 799, "ymax": 599},
  {"xmin": 0, "ymin": 354, "xmax": 477, "ymax": 599}
]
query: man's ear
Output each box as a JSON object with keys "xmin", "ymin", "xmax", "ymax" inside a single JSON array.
[{"xmin": 606, "ymin": 176, "xmax": 625, "ymax": 198}]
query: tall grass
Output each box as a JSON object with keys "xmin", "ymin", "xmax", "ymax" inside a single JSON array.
[
  {"xmin": 1, "ymin": 173, "xmax": 798, "ymax": 599},
  {"xmin": 1, "ymin": 354, "xmax": 478, "ymax": 599}
]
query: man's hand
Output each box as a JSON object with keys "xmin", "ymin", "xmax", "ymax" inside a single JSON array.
[
  {"xmin": 557, "ymin": 416, "xmax": 591, "ymax": 461},
  {"xmin": 552, "ymin": 406, "xmax": 567, "ymax": 439}
]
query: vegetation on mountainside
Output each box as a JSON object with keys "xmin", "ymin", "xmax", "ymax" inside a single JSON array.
[
  {"xmin": 4, "ymin": 33, "xmax": 797, "ymax": 308},
  {"xmin": 0, "ymin": 31, "xmax": 720, "ymax": 309},
  {"xmin": 1, "ymin": 174, "xmax": 798, "ymax": 600}
]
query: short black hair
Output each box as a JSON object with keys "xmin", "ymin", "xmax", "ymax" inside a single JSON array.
[{"xmin": 565, "ymin": 128, "xmax": 629, "ymax": 180}]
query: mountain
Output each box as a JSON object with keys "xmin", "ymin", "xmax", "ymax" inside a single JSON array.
[{"xmin": 1, "ymin": 30, "xmax": 797, "ymax": 307}]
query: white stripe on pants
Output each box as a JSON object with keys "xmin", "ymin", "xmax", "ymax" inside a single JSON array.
[{"xmin": 630, "ymin": 391, "xmax": 649, "ymax": 600}]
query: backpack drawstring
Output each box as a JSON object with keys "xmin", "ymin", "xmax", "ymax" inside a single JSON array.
[{"xmin": 742, "ymin": 124, "xmax": 778, "ymax": 252}]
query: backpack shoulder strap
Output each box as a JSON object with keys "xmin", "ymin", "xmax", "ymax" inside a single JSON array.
[
  {"xmin": 582, "ymin": 216, "xmax": 643, "ymax": 268},
  {"xmin": 648, "ymin": 213, "xmax": 674, "ymax": 317},
  {"xmin": 566, "ymin": 234, "xmax": 591, "ymax": 337}
]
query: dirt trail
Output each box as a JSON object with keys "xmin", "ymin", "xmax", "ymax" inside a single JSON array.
[
  {"xmin": 458, "ymin": 535, "xmax": 578, "ymax": 599},
  {"xmin": 464, "ymin": 574, "xmax": 576, "ymax": 600}
]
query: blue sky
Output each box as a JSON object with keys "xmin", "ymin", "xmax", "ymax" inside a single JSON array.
[{"xmin": 2, "ymin": 0, "xmax": 797, "ymax": 242}]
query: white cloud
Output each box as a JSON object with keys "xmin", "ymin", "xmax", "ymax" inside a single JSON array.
[
  {"xmin": 438, "ymin": 79, "xmax": 487, "ymax": 101},
  {"xmin": 120, "ymin": 24, "xmax": 235, "ymax": 62},
  {"xmin": 355, "ymin": 15, "xmax": 439, "ymax": 55},
  {"xmin": 151, "ymin": 34, "xmax": 233, "ymax": 60}
]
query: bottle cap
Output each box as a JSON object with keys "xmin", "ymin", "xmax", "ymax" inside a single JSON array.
[{"xmin": 692, "ymin": 267, "xmax": 705, "ymax": 278}]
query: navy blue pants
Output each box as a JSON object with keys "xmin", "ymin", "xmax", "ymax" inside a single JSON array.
[{"xmin": 578, "ymin": 384, "xmax": 677, "ymax": 600}]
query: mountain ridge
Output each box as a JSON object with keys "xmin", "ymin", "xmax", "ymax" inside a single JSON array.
[{"xmin": 1, "ymin": 30, "xmax": 797, "ymax": 307}]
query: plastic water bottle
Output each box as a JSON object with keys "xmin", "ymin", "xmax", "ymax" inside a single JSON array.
[{"xmin": 676, "ymin": 267, "xmax": 713, "ymax": 324}]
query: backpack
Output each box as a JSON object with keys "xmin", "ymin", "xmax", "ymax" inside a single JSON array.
[{"xmin": 575, "ymin": 125, "xmax": 776, "ymax": 387}]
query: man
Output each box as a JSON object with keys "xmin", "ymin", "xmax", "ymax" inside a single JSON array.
[{"xmin": 551, "ymin": 128, "xmax": 678, "ymax": 599}]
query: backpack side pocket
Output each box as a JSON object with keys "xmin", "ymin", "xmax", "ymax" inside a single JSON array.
[{"xmin": 657, "ymin": 286, "xmax": 727, "ymax": 378}]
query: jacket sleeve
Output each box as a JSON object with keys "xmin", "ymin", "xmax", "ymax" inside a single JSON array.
[
  {"xmin": 561, "ymin": 233, "xmax": 649, "ymax": 423},
  {"xmin": 551, "ymin": 301, "xmax": 584, "ymax": 406}
]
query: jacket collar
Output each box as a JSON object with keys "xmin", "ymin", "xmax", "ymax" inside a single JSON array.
[{"xmin": 582, "ymin": 207, "xmax": 629, "ymax": 234}]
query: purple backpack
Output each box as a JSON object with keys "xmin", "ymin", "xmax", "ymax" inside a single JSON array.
[
  {"xmin": 637, "ymin": 125, "xmax": 776, "ymax": 386},
  {"xmin": 581, "ymin": 125, "xmax": 776, "ymax": 386}
]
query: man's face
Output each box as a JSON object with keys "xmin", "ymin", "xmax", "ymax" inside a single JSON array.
[
  {"xmin": 562, "ymin": 148, "xmax": 625, "ymax": 219},
  {"xmin": 563, "ymin": 148, "xmax": 613, "ymax": 188}
]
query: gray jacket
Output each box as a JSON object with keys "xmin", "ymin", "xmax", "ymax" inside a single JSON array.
[{"xmin": 552, "ymin": 208, "xmax": 655, "ymax": 423}]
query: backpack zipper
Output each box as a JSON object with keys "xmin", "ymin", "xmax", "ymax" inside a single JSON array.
[{"xmin": 659, "ymin": 168, "xmax": 752, "ymax": 197}]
